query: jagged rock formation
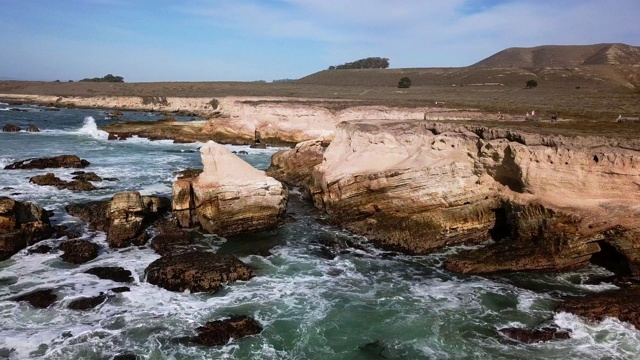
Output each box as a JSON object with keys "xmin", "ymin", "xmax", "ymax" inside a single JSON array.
[
  {"xmin": 4, "ymin": 155, "xmax": 90, "ymax": 170},
  {"xmin": 556, "ymin": 286, "xmax": 640, "ymax": 329},
  {"xmin": 266, "ymin": 138, "xmax": 326, "ymax": 188},
  {"xmin": 65, "ymin": 191, "xmax": 169, "ymax": 248},
  {"xmin": 191, "ymin": 316, "xmax": 263, "ymax": 346},
  {"xmin": 29, "ymin": 173, "xmax": 96, "ymax": 191},
  {"xmin": 172, "ymin": 141, "xmax": 288, "ymax": 236},
  {"xmin": 0, "ymin": 197, "xmax": 54, "ymax": 260},
  {"xmin": 309, "ymin": 120, "xmax": 640, "ymax": 276}
]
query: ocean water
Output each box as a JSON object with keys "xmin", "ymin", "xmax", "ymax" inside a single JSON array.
[{"xmin": 0, "ymin": 104, "xmax": 639, "ymax": 360}]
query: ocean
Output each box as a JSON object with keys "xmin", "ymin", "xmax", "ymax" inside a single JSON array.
[{"xmin": 1, "ymin": 103, "xmax": 638, "ymax": 359}]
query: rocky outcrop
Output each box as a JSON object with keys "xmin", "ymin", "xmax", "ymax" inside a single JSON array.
[
  {"xmin": 67, "ymin": 294, "xmax": 108, "ymax": 310},
  {"xmin": 266, "ymin": 138, "xmax": 326, "ymax": 188},
  {"xmin": 310, "ymin": 120, "xmax": 640, "ymax": 275},
  {"xmin": 144, "ymin": 251, "xmax": 254, "ymax": 293},
  {"xmin": 191, "ymin": 316, "xmax": 263, "ymax": 346},
  {"xmin": 556, "ymin": 286, "xmax": 640, "ymax": 329},
  {"xmin": 29, "ymin": 173, "xmax": 96, "ymax": 191},
  {"xmin": 26, "ymin": 124, "xmax": 39, "ymax": 132},
  {"xmin": 65, "ymin": 192, "xmax": 169, "ymax": 248},
  {"xmin": 10, "ymin": 289, "xmax": 57, "ymax": 308},
  {"xmin": 2, "ymin": 123, "xmax": 20, "ymax": 132},
  {"xmin": 172, "ymin": 141, "xmax": 288, "ymax": 236},
  {"xmin": 4, "ymin": 155, "xmax": 90, "ymax": 170},
  {"xmin": 0, "ymin": 197, "xmax": 54, "ymax": 260},
  {"xmin": 85, "ymin": 267, "xmax": 133, "ymax": 283}
]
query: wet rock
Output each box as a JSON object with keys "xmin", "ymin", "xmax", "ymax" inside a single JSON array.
[
  {"xmin": 11, "ymin": 289, "xmax": 57, "ymax": 308},
  {"xmin": 498, "ymin": 327, "xmax": 571, "ymax": 343},
  {"xmin": 29, "ymin": 173, "xmax": 96, "ymax": 191},
  {"xmin": 26, "ymin": 124, "xmax": 40, "ymax": 132},
  {"xmin": 174, "ymin": 168, "xmax": 202, "ymax": 180},
  {"xmin": 145, "ymin": 251, "xmax": 254, "ymax": 293},
  {"xmin": 109, "ymin": 286, "xmax": 131, "ymax": 293},
  {"xmin": 66, "ymin": 200, "xmax": 110, "ymax": 231},
  {"xmin": 28, "ymin": 244, "xmax": 52, "ymax": 254},
  {"xmin": 150, "ymin": 231, "xmax": 195, "ymax": 256},
  {"xmin": 4, "ymin": 155, "xmax": 90, "ymax": 170},
  {"xmin": 59, "ymin": 239, "xmax": 99, "ymax": 264},
  {"xmin": 71, "ymin": 171, "xmax": 102, "ymax": 182},
  {"xmin": 191, "ymin": 316, "xmax": 263, "ymax": 346},
  {"xmin": 85, "ymin": 267, "xmax": 133, "ymax": 283},
  {"xmin": 113, "ymin": 353, "xmax": 138, "ymax": 360},
  {"xmin": 556, "ymin": 286, "xmax": 640, "ymax": 329},
  {"xmin": 2, "ymin": 123, "xmax": 21, "ymax": 132},
  {"xmin": 0, "ymin": 197, "xmax": 54, "ymax": 260},
  {"xmin": 67, "ymin": 294, "xmax": 107, "ymax": 310}
]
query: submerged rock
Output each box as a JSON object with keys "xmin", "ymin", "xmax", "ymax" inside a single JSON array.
[
  {"xmin": 2, "ymin": 123, "xmax": 21, "ymax": 132},
  {"xmin": 498, "ymin": 326, "xmax": 571, "ymax": 343},
  {"xmin": 26, "ymin": 124, "xmax": 40, "ymax": 132},
  {"xmin": 85, "ymin": 266, "xmax": 133, "ymax": 283},
  {"xmin": 145, "ymin": 251, "xmax": 254, "ymax": 293},
  {"xmin": 59, "ymin": 239, "xmax": 99, "ymax": 264},
  {"xmin": 67, "ymin": 294, "xmax": 108, "ymax": 310},
  {"xmin": 172, "ymin": 141, "xmax": 288, "ymax": 236},
  {"xmin": 0, "ymin": 197, "xmax": 54, "ymax": 260},
  {"xmin": 11, "ymin": 289, "xmax": 57, "ymax": 308},
  {"xmin": 4, "ymin": 155, "xmax": 90, "ymax": 170},
  {"xmin": 191, "ymin": 316, "xmax": 263, "ymax": 346}
]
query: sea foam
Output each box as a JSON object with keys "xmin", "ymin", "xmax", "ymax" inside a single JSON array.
[{"xmin": 75, "ymin": 116, "xmax": 109, "ymax": 140}]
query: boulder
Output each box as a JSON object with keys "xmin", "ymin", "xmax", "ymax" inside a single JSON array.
[
  {"xmin": 67, "ymin": 294, "xmax": 108, "ymax": 310},
  {"xmin": 191, "ymin": 316, "xmax": 263, "ymax": 346},
  {"xmin": 0, "ymin": 197, "xmax": 54, "ymax": 260},
  {"xmin": 266, "ymin": 138, "xmax": 326, "ymax": 188},
  {"xmin": 145, "ymin": 251, "xmax": 254, "ymax": 292},
  {"xmin": 29, "ymin": 173, "xmax": 96, "ymax": 191},
  {"xmin": 2, "ymin": 123, "xmax": 21, "ymax": 132},
  {"xmin": 26, "ymin": 124, "xmax": 40, "ymax": 132},
  {"xmin": 172, "ymin": 141, "xmax": 288, "ymax": 236},
  {"xmin": 85, "ymin": 267, "xmax": 133, "ymax": 283},
  {"xmin": 10, "ymin": 289, "xmax": 57, "ymax": 308},
  {"xmin": 4, "ymin": 155, "xmax": 90, "ymax": 170},
  {"xmin": 71, "ymin": 171, "xmax": 102, "ymax": 182},
  {"xmin": 66, "ymin": 192, "xmax": 169, "ymax": 248},
  {"xmin": 59, "ymin": 239, "xmax": 99, "ymax": 264},
  {"xmin": 498, "ymin": 327, "xmax": 571, "ymax": 343}
]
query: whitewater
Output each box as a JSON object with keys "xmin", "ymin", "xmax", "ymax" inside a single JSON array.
[{"xmin": 1, "ymin": 105, "xmax": 639, "ymax": 359}]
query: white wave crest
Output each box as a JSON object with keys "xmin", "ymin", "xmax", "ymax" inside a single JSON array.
[{"xmin": 75, "ymin": 116, "xmax": 109, "ymax": 140}]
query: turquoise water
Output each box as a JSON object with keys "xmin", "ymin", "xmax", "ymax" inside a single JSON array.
[{"xmin": 1, "ymin": 104, "xmax": 639, "ymax": 359}]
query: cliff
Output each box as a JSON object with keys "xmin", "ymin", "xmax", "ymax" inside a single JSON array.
[{"xmin": 302, "ymin": 120, "xmax": 640, "ymax": 276}]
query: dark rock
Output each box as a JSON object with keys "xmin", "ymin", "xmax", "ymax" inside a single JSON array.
[
  {"xmin": 109, "ymin": 286, "xmax": 131, "ymax": 293},
  {"xmin": 0, "ymin": 197, "xmax": 54, "ymax": 260},
  {"xmin": 103, "ymin": 177, "xmax": 118, "ymax": 181},
  {"xmin": 145, "ymin": 251, "xmax": 254, "ymax": 293},
  {"xmin": 11, "ymin": 289, "xmax": 57, "ymax": 308},
  {"xmin": 71, "ymin": 171, "xmax": 102, "ymax": 182},
  {"xmin": 67, "ymin": 294, "xmax": 107, "ymax": 310},
  {"xmin": 2, "ymin": 123, "xmax": 21, "ymax": 132},
  {"xmin": 113, "ymin": 353, "xmax": 138, "ymax": 360},
  {"xmin": 26, "ymin": 124, "xmax": 40, "ymax": 132},
  {"xmin": 28, "ymin": 244, "xmax": 52, "ymax": 254},
  {"xmin": 191, "ymin": 316, "xmax": 263, "ymax": 346},
  {"xmin": 30, "ymin": 173, "xmax": 95, "ymax": 191},
  {"xmin": 66, "ymin": 200, "xmax": 110, "ymax": 231},
  {"xmin": 556, "ymin": 286, "xmax": 640, "ymax": 329},
  {"xmin": 85, "ymin": 267, "xmax": 134, "ymax": 283},
  {"xmin": 498, "ymin": 327, "xmax": 571, "ymax": 343},
  {"xmin": 150, "ymin": 230, "xmax": 195, "ymax": 256},
  {"xmin": 59, "ymin": 239, "xmax": 99, "ymax": 264},
  {"xmin": 4, "ymin": 155, "xmax": 90, "ymax": 170}
]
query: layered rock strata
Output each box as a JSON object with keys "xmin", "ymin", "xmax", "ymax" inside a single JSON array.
[
  {"xmin": 309, "ymin": 120, "xmax": 640, "ymax": 275},
  {"xmin": 0, "ymin": 197, "xmax": 54, "ymax": 260},
  {"xmin": 172, "ymin": 141, "xmax": 288, "ymax": 236},
  {"xmin": 266, "ymin": 138, "xmax": 326, "ymax": 188}
]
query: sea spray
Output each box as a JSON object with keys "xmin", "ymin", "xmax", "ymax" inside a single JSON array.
[{"xmin": 75, "ymin": 116, "xmax": 109, "ymax": 140}]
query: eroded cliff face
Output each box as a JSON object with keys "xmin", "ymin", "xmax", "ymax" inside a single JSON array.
[{"xmin": 307, "ymin": 120, "xmax": 640, "ymax": 275}]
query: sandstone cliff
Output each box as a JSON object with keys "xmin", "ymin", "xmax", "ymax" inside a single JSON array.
[
  {"xmin": 307, "ymin": 120, "xmax": 640, "ymax": 276},
  {"xmin": 173, "ymin": 141, "xmax": 288, "ymax": 236}
]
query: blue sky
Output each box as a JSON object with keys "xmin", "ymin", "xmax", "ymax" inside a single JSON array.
[{"xmin": 1, "ymin": 0, "xmax": 639, "ymax": 82}]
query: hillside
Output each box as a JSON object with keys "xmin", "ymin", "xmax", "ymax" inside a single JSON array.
[{"xmin": 298, "ymin": 43, "xmax": 640, "ymax": 89}]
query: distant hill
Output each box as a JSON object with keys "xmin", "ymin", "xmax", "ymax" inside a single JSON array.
[
  {"xmin": 297, "ymin": 43, "xmax": 640, "ymax": 89},
  {"xmin": 471, "ymin": 43, "xmax": 640, "ymax": 68}
]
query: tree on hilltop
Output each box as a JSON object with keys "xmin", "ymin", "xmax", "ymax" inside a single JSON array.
[
  {"xmin": 79, "ymin": 74, "xmax": 125, "ymax": 83},
  {"xmin": 398, "ymin": 77, "xmax": 412, "ymax": 88},
  {"xmin": 525, "ymin": 79, "xmax": 538, "ymax": 89},
  {"xmin": 328, "ymin": 57, "xmax": 390, "ymax": 70}
]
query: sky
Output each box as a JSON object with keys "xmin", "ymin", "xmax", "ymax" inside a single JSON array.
[{"xmin": 1, "ymin": 0, "xmax": 639, "ymax": 82}]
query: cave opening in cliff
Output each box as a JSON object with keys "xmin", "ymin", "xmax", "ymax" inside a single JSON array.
[
  {"xmin": 590, "ymin": 241, "xmax": 631, "ymax": 276},
  {"xmin": 489, "ymin": 207, "xmax": 511, "ymax": 241}
]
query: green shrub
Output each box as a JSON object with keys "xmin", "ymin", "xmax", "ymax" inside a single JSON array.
[
  {"xmin": 526, "ymin": 79, "xmax": 538, "ymax": 89},
  {"xmin": 398, "ymin": 77, "xmax": 412, "ymax": 89}
]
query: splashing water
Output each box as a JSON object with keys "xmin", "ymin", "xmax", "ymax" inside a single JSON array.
[{"xmin": 74, "ymin": 116, "xmax": 109, "ymax": 140}]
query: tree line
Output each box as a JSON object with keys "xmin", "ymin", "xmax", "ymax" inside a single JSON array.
[
  {"xmin": 328, "ymin": 57, "xmax": 390, "ymax": 70},
  {"xmin": 79, "ymin": 74, "xmax": 125, "ymax": 83}
]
